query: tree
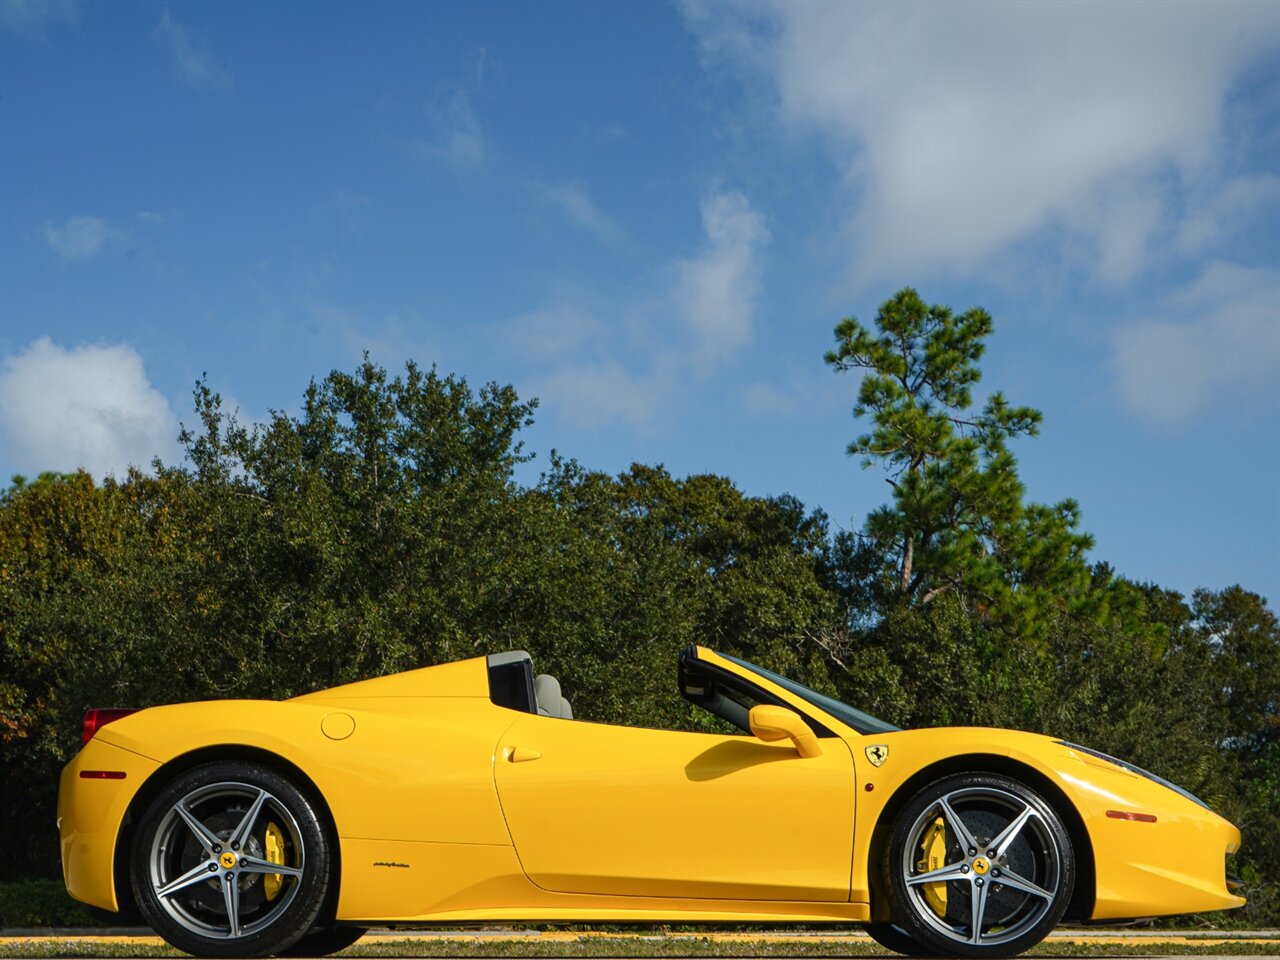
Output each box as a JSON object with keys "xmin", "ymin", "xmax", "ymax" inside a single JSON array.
[
  {"xmin": 825, "ymin": 288, "xmax": 1093, "ymax": 634},
  {"xmin": 0, "ymin": 359, "xmax": 847, "ymax": 881},
  {"xmin": 1190, "ymin": 586, "xmax": 1280, "ymax": 918},
  {"xmin": 0, "ymin": 469, "xmax": 198, "ymax": 880},
  {"xmin": 499, "ymin": 459, "xmax": 841, "ymax": 731},
  {"xmin": 4, "ymin": 347, "xmax": 1275, "ymax": 924},
  {"xmin": 0, "ymin": 360, "xmax": 544, "ymax": 881}
]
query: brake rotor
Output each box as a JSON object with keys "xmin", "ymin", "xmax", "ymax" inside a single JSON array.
[
  {"xmin": 174, "ymin": 805, "xmax": 270, "ymax": 915},
  {"xmin": 944, "ymin": 809, "xmax": 1039, "ymax": 926}
]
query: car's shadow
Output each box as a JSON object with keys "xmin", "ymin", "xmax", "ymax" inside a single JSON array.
[{"xmin": 684, "ymin": 740, "xmax": 797, "ymax": 781}]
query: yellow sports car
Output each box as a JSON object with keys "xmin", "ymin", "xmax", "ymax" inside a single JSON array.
[{"xmin": 59, "ymin": 646, "xmax": 1244, "ymax": 958}]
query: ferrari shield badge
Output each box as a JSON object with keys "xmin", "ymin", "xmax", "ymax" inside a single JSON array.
[{"xmin": 865, "ymin": 744, "xmax": 889, "ymax": 767}]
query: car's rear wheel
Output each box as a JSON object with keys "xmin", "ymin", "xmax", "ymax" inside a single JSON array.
[
  {"xmin": 131, "ymin": 761, "xmax": 332, "ymax": 958},
  {"xmin": 883, "ymin": 773, "xmax": 1074, "ymax": 959}
]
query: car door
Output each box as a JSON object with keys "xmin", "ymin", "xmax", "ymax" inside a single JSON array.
[{"xmin": 492, "ymin": 714, "xmax": 855, "ymax": 902}]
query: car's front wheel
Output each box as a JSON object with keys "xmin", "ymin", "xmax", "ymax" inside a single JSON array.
[
  {"xmin": 883, "ymin": 773, "xmax": 1074, "ymax": 959},
  {"xmin": 130, "ymin": 761, "xmax": 332, "ymax": 958}
]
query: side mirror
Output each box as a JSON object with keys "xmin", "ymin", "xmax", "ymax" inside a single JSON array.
[{"xmin": 748, "ymin": 704, "xmax": 822, "ymax": 759}]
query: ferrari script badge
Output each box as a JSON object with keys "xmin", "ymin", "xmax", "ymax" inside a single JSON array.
[{"xmin": 865, "ymin": 744, "xmax": 889, "ymax": 767}]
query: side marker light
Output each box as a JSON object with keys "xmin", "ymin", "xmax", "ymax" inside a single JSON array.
[
  {"xmin": 79, "ymin": 771, "xmax": 127, "ymax": 780},
  {"xmin": 1106, "ymin": 809, "xmax": 1156, "ymax": 823}
]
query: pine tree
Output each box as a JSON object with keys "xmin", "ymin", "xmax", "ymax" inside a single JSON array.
[{"xmin": 825, "ymin": 288, "xmax": 1093, "ymax": 632}]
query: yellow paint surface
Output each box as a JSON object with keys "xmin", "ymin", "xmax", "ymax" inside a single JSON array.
[{"xmin": 57, "ymin": 648, "xmax": 1247, "ymax": 927}]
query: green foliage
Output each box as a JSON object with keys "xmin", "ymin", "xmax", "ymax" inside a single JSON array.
[
  {"xmin": 821, "ymin": 289, "xmax": 1277, "ymax": 923},
  {"xmin": 825, "ymin": 288, "xmax": 1094, "ymax": 637},
  {"xmin": 1, "ymin": 340, "xmax": 1276, "ymax": 926},
  {"xmin": 0, "ymin": 359, "xmax": 838, "ymax": 881},
  {"xmin": 0, "ymin": 880, "xmax": 101, "ymax": 927}
]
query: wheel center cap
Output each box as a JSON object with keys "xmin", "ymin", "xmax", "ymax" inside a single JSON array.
[
  {"xmin": 971, "ymin": 856, "xmax": 990, "ymax": 875},
  {"xmin": 219, "ymin": 851, "xmax": 238, "ymax": 870}
]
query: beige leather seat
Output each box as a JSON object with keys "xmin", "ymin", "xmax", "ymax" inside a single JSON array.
[{"xmin": 534, "ymin": 674, "xmax": 573, "ymax": 719}]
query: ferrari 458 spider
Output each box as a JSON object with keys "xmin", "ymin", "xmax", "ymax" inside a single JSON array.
[{"xmin": 59, "ymin": 646, "xmax": 1244, "ymax": 958}]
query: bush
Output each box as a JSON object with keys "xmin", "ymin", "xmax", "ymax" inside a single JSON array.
[{"xmin": 0, "ymin": 879, "xmax": 103, "ymax": 928}]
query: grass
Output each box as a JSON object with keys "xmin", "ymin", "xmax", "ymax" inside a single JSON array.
[{"xmin": 0, "ymin": 938, "xmax": 1278, "ymax": 959}]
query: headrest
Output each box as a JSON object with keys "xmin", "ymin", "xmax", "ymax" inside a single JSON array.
[{"xmin": 534, "ymin": 674, "xmax": 562, "ymax": 715}]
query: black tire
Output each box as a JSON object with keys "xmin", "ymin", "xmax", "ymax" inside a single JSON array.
[
  {"xmin": 865, "ymin": 922, "xmax": 932, "ymax": 956},
  {"xmin": 882, "ymin": 773, "xmax": 1074, "ymax": 959},
  {"xmin": 278, "ymin": 925, "xmax": 367, "ymax": 957},
  {"xmin": 130, "ymin": 761, "xmax": 333, "ymax": 958}
]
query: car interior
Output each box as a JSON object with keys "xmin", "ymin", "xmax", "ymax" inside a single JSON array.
[
  {"xmin": 677, "ymin": 646, "xmax": 834, "ymax": 737},
  {"xmin": 487, "ymin": 646, "xmax": 837, "ymax": 738},
  {"xmin": 486, "ymin": 650, "xmax": 573, "ymax": 719}
]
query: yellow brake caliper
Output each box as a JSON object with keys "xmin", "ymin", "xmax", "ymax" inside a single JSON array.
[
  {"xmin": 917, "ymin": 816, "xmax": 948, "ymax": 917},
  {"xmin": 264, "ymin": 822, "xmax": 286, "ymax": 901}
]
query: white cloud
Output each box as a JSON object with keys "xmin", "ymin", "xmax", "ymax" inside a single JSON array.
[
  {"xmin": 416, "ymin": 90, "xmax": 484, "ymax": 169},
  {"xmin": 334, "ymin": 191, "xmax": 369, "ymax": 233},
  {"xmin": 675, "ymin": 190, "xmax": 769, "ymax": 355},
  {"xmin": 0, "ymin": 0, "xmax": 76, "ymax": 31},
  {"xmin": 1177, "ymin": 175, "xmax": 1280, "ymax": 258},
  {"xmin": 155, "ymin": 9, "xmax": 233, "ymax": 91},
  {"xmin": 538, "ymin": 360, "xmax": 663, "ymax": 430},
  {"xmin": 44, "ymin": 215, "xmax": 127, "ymax": 260},
  {"xmin": 742, "ymin": 368, "xmax": 846, "ymax": 419},
  {"xmin": 684, "ymin": 1, "xmax": 1279, "ymax": 286},
  {"xmin": 415, "ymin": 49, "xmax": 494, "ymax": 172},
  {"xmin": 304, "ymin": 299, "xmax": 438, "ymax": 368},
  {"xmin": 1109, "ymin": 263, "xmax": 1280, "ymax": 427},
  {"xmin": 504, "ymin": 303, "xmax": 608, "ymax": 360},
  {"xmin": 498, "ymin": 189, "xmax": 768, "ymax": 428},
  {"xmin": 532, "ymin": 181, "xmax": 619, "ymax": 240},
  {"xmin": 742, "ymin": 380, "xmax": 796, "ymax": 416},
  {"xmin": 0, "ymin": 338, "xmax": 181, "ymax": 479},
  {"xmin": 1065, "ymin": 178, "xmax": 1169, "ymax": 286},
  {"xmin": 500, "ymin": 298, "xmax": 666, "ymax": 427}
]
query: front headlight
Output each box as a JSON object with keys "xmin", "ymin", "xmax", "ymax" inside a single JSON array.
[{"xmin": 1057, "ymin": 741, "xmax": 1213, "ymax": 811}]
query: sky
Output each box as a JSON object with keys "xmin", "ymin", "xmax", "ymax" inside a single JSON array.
[{"xmin": 1, "ymin": 0, "xmax": 1278, "ymax": 603}]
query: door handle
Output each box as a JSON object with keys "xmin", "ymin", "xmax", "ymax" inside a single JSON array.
[{"xmin": 508, "ymin": 746, "xmax": 542, "ymax": 763}]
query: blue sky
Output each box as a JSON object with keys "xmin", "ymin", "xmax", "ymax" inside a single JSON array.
[{"xmin": 1, "ymin": 0, "xmax": 1278, "ymax": 602}]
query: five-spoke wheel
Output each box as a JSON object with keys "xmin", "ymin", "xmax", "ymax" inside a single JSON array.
[
  {"xmin": 131, "ymin": 762, "xmax": 332, "ymax": 958},
  {"xmin": 883, "ymin": 773, "xmax": 1074, "ymax": 958}
]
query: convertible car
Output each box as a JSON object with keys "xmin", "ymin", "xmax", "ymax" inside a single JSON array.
[{"xmin": 60, "ymin": 646, "xmax": 1244, "ymax": 958}]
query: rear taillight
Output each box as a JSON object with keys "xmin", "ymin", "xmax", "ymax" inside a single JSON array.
[{"xmin": 82, "ymin": 708, "xmax": 138, "ymax": 745}]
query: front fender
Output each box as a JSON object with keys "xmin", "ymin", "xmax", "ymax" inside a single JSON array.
[{"xmin": 849, "ymin": 728, "xmax": 1243, "ymax": 919}]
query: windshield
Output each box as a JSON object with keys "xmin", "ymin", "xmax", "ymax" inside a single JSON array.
[{"xmin": 721, "ymin": 653, "xmax": 900, "ymax": 735}]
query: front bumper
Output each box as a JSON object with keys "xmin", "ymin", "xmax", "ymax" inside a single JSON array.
[
  {"xmin": 1056, "ymin": 758, "xmax": 1247, "ymax": 920},
  {"xmin": 1091, "ymin": 809, "xmax": 1245, "ymax": 918}
]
